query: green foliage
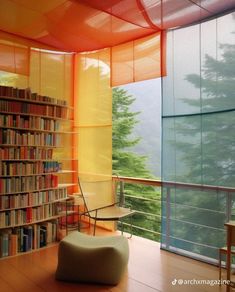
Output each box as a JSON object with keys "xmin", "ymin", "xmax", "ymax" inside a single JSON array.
[
  {"xmin": 112, "ymin": 88, "xmax": 140, "ymax": 151},
  {"xmin": 112, "ymin": 87, "xmax": 161, "ymax": 241}
]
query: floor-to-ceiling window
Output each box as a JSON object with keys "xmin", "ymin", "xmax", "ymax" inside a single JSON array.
[{"xmin": 161, "ymin": 11, "xmax": 235, "ymax": 262}]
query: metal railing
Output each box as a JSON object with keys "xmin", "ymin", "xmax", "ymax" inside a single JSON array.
[
  {"xmin": 112, "ymin": 175, "xmax": 235, "ymax": 261},
  {"xmin": 112, "ymin": 176, "xmax": 162, "ymax": 241}
]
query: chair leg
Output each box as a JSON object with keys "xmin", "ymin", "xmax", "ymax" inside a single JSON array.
[
  {"xmin": 78, "ymin": 213, "xmax": 82, "ymax": 231},
  {"xmin": 93, "ymin": 219, "xmax": 97, "ymax": 236},
  {"xmin": 130, "ymin": 215, "xmax": 133, "ymax": 238}
]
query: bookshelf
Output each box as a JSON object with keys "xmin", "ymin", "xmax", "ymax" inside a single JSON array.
[{"xmin": 0, "ymin": 85, "xmax": 75, "ymax": 258}]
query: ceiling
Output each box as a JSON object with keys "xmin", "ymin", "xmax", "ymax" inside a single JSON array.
[{"xmin": 0, "ymin": 0, "xmax": 234, "ymax": 52}]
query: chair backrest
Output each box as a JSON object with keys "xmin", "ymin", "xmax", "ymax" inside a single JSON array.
[
  {"xmin": 78, "ymin": 178, "xmax": 90, "ymax": 215},
  {"xmin": 78, "ymin": 177, "xmax": 114, "ymax": 214}
]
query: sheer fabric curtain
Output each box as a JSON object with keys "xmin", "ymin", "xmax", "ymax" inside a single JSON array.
[{"xmin": 161, "ymin": 12, "xmax": 235, "ymax": 261}]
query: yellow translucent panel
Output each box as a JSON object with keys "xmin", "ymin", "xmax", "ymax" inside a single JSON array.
[
  {"xmin": 29, "ymin": 50, "xmax": 74, "ymax": 104},
  {"xmin": 75, "ymin": 49, "xmax": 112, "ymax": 127},
  {"xmin": 74, "ymin": 49, "xmax": 113, "ymax": 229},
  {"xmin": 29, "ymin": 50, "xmax": 40, "ymax": 93},
  {"xmin": 64, "ymin": 54, "xmax": 73, "ymax": 106},
  {"xmin": 40, "ymin": 52, "xmax": 65, "ymax": 100},
  {"xmin": 78, "ymin": 127, "xmax": 112, "ymax": 182}
]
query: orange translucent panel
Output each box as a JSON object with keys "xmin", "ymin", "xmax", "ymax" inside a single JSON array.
[
  {"xmin": 111, "ymin": 42, "xmax": 134, "ymax": 86},
  {"xmin": 0, "ymin": 43, "xmax": 29, "ymax": 75},
  {"xmin": 0, "ymin": 0, "xmax": 234, "ymax": 52},
  {"xmin": 82, "ymin": 0, "xmax": 160, "ymax": 29},
  {"xmin": 0, "ymin": 0, "xmax": 156, "ymax": 52},
  {"xmin": 111, "ymin": 32, "xmax": 163, "ymax": 86},
  {"xmin": 0, "ymin": 45, "xmax": 74, "ymax": 109},
  {"xmin": 45, "ymin": 1, "xmax": 154, "ymax": 52}
]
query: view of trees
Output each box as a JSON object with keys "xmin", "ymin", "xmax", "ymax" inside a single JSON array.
[
  {"xmin": 112, "ymin": 15, "xmax": 235, "ymax": 258},
  {"xmin": 112, "ymin": 87, "xmax": 161, "ymax": 241}
]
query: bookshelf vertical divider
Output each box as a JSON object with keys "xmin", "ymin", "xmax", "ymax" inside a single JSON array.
[{"xmin": 0, "ymin": 85, "xmax": 74, "ymax": 258}]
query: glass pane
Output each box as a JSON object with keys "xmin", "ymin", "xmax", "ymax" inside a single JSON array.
[{"xmin": 161, "ymin": 11, "xmax": 235, "ymax": 262}]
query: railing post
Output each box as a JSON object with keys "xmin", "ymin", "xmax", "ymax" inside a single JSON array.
[
  {"xmin": 119, "ymin": 181, "xmax": 125, "ymax": 206},
  {"xmin": 166, "ymin": 186, "xmax": 171, "ymax": 249},
  {"xmin": 112, "ymin": 178, "xmax": 118, "ymax": 201},
  {"xmin": 226, "ymin": 191, "xmax": 232, "ymax": 222}
]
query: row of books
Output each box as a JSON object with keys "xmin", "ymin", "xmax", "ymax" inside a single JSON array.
[
  {"xmin": 0, "ymin": 204, "xmax": 60, "ymax": 228},
  {"xmin": 0, "ymin": 114, "xmax": 60, "ymax": 132},
  {"xmin": 0, "ymin": 100, "xmax": 68, "ymax": 119},
  {"xmin": 0, "ymin": 221, "xmax": 58, "ymax": 257},
  {"xmin": 0, "ymin": 188, "xmax": 67, "ymax": 210},
  {"xmin": 0, "ymin": 129, "xmax": 60, "ymax": 146},
  {"xmin": 0, "ymin": 174, "xmax": 58, "ymax": 194},
  {"xmin": 0, "ymin": 161, "xmax": 62, "ymax": 176},
  {"xmin": 0, "ymin": 85, "xmax": 68, "ymax": 106},
  {"xmin": 0, "ymin": 147, "xmax": 54, "ymax": 160}
]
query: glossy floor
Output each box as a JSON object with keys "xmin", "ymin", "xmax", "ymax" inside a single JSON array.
[{"xmin": 0, "ymin": 229, "xmax": 229, "ymax": 292}]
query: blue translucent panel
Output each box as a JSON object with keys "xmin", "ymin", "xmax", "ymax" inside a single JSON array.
[
  {"xmin": 162, "ymin": 118, "xmax": 176, "ymax": 181},
  {"xmin": 174, "ymin": 117, "xmax": 202, "ymax": 184},
  {"xmin": 161, "ymin": 11, "xmax": 235, "ymax": 262},
  {"xmin": 161, "ymin": 187, "xmax": 230, "ymax": 260},
  {"xmin": 202, "ymin": 112, "xmax": 235, "ymax": 186},
  {"xmin": 201, "ymin": 13, "xmax": 235, "ymax": 113},
  {"xmin": 173, "ymin": 25, "xmax": 201, "ymax": 115},
  {"xmin": 162, "ymin": 32, "xmax": 174, "ymax": 116}
]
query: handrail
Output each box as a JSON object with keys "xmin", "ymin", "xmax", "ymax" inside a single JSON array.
[
  {"xmin": 112, "ymin": 175, "xmax": 235, "ymax": 192},
  {"xmin": 112, "ymin": 175, "xmax": 161, "ymax": 187}
]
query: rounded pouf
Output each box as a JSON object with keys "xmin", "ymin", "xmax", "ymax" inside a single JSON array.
[{"xmin": 55, "ymin": 231, "xmax": 129, "ymax": 285}]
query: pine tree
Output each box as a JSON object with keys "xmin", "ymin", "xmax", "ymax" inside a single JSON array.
[
  {"xmin": 112, "ymin": 87, "xmax": 151, "ymax": 178},
  {"xmin": 112, "ymin": 87, "xmax": 161, "ymax": 241}
]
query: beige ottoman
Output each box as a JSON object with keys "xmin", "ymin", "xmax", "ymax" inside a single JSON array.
[{"xmin": 55, "ymin": 231, "xmax": 129, "ymax": 285}]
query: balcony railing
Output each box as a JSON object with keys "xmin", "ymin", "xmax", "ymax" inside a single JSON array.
[
  {"xmin": 112, "ymin": 176, "xmax": 162, "ymax": 242},
  {"xmin": 112, "ymin": 175, "xmax": 235, "ymax": 263}
]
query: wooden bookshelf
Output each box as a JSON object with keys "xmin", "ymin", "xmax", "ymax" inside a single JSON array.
[{"xmin": 0, "ymin": 85, "xmax": 75, "ymax": 258}]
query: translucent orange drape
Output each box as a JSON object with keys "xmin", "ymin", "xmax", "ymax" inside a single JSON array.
[
  {"xmin": 0, "ymin": 29, "xmax": 165, "ymax": 87},
  {"xmin": 0, "ymin": 0, "xmax": 233, "ymax": 52},
  {"xmin": 111, "ymin": 32, "xmax": 165, "ymax": 86},
  {"xmin": 0, "ymin": 42, "xmax": 29, "ymax": 76},
  {"xmin": 74, "ymin": 49, "xmax": 113, "ymax": 229}
]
